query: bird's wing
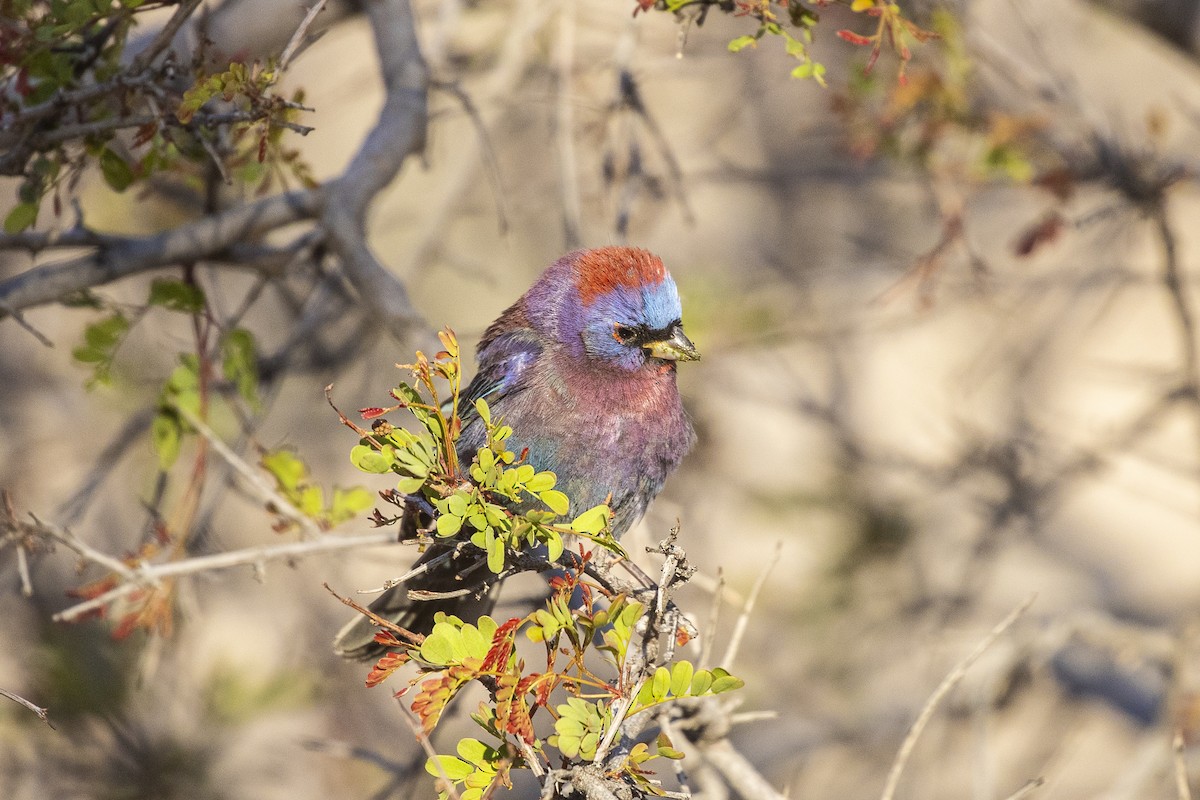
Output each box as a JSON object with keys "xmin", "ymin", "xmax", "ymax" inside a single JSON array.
[{"xmin": 458, "ymin": 328, "xmax": 543, "ymax": 412}]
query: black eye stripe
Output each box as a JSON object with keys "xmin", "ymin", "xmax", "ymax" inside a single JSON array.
[{"xmin": 613, "ymin": 320, "xmax": 682, "ymax": 345}]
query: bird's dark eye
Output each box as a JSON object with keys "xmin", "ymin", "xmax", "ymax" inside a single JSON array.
[{"xmin": 613, "ymin": 324, "xmax": 638, "ymax": 343}]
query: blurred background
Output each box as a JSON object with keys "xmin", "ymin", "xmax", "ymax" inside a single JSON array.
[{"xmin": 3, "ymin": 0, "xmax": 1200, "ymax": 797}]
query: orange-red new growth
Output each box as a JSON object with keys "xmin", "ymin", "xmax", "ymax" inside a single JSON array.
[
  {"xmin": 482, "ymin": 618, "xmax": 521, "ymax": 673},
  {"xmin": 366, "ymin": 652, "xmax": 408, "ymax": 688}
]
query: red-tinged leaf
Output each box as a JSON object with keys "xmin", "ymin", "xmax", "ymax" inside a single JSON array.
[
  {"xmin": 865, "ymin": 44, "xmax": 882, "ymax": 74},
  {"xmin": 411, "ymin": 674, "xmax": 457, "ymax": 734},
  {"xmin": 359, "ymin": 407, "xmax": 388, "ymax": 419},
  {"xmin": 676, "ymin": 625, "xmax": 694, "ymax": 648},
  {"xmin": 66, "ymin": 575, "xmax": 119, "ymax": 600},
  {"xmin": 1014, "ymin": 213, "xmax": 1065, "ymax": 257},
  {"xmin": 132, "ymin": 122, "xmax": 159, "ymax": 148},
  {"xmin": 838, "ymin": 28, "xmax": 873, "ymax": 45},
  {"xmin": 257, "ymin": 134, "xmax": 268, "ymax": 164},
  {"xmin": 533, "ymin": 673, "xmax": 554, "ymax": 708},
  {"xmin": 1034, "ymin": 168, "xmax": 1076, "ymax": 202},
  {"xmin": 366, "ymin": 652, "xmax": 409, "ymax": 687},
  {"xmin": 495, "ymin": 672, "xmax": 536, "ymax": 744},
  {"xmin": 112, "ymin": 612, "xmax": 141, "ymax": 641},
  {"xmin": 482, "ymin": 618, "xmax": 521, "ymax": 672},
  {"xmin": 374, "ymin": 630, "xmax": 406, "ymax": 647}
]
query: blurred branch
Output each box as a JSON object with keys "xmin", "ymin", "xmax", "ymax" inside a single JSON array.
[
  {"xmin": 174, "ymin": 403, "xmax": 323, "ymax": 538},
  {"xmin": 880, "ymin": 594, "xmax": 1037, "ymax": 800},
  {"xmin": 0, "ymin": 190, "xmax": 320, "ymax": 319},
  {"xmin": 719, "ymin": 541, "xmax": 780, "ymax": 669},
  {"xmin": 320, "ymin": 0, "xmax": 428, "ymax": 340},
  {"xmin": 396, "ymin": 0, "xmax": 553, "ymax": 280},
  {"xmin": 1175, "ymin": 730, "xmax": 1193, "ymax": 800}
]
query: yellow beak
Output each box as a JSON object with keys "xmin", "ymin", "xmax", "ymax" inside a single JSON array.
[{"xmin": 645, "ymin": 327, "xmax": 700, "ymax": 362}]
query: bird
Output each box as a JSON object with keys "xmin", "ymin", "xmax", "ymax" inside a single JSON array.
[{"xmin": 333, "ymin": 246, "xmax": 699, "ymax": 659}]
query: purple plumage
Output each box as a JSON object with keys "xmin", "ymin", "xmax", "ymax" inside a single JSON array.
[{"xmin": 334, "ymin": 247, "xmax": 698, "ymax": 659}]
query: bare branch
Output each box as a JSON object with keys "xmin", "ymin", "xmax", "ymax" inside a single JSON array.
[
  {"xmin": 719, "ymin": 541, "xmax": 780, "ymax": 669},
  {"xmin": 0, "ymin": 189, "xmax": 319, "ymax": 319},
  {"xmin": 1175, "ymin": 730, "xmax": 1193, "ymax": 800},
  {"xmin": 880, "ymin": 594, "xmax": 1037, "ymax": 800},
  {"xmin": 279, "ymin": 0, "xmax": 329, "ymax": 71},
  {"xmin": 51, "ymin": 530, "xmax": 396, "ymax": 623},
  {"xmin": 174, "ymin": 403, "xmax": 323, "ymax": 538},
  {"xmin": 128, "ymin": 0, "xmax": 204, "ymax": 74},
  {"xmin": 320, "ymin": 0, "xmax": 428, "ymax": 340},
  {"xmin": 0, "ymin": 688, "xmax": 54, "ymax": 729},
  {"xmin": 697, "ymin": 738, "xmax": 786, "ymax": 800},
  {"xmin": 1001, "ymin": 777, "xmax": 1046, "ymax": 800}
]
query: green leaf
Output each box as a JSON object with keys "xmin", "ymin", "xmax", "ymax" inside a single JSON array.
[
  {"xmin": 425, "ymin": 755, "xmax": 474, "ymax": 781},
  {"xmin": 710, "ymin": 667, "xmax": 745, "ymax": 694},
  {"xmin": 148, "ymin": 278, "xmax": 206, "ymax": 313},
  {"xmin": 84, "ymin": 313, "xmax": 129, "ymax": 350},
  {"xmin": 670, "ymin": 660, "xmax": 694, "ymax": 697},
  {"xmin": 651, "ymin": 666, "xmax": 671, "ymax": 702},
  {"xmin": 486, "ymin": 528, "xmax": 505, "ymax": 574},
  {"xmin": 727, "ymin": 34, "xmax": 757, "ymax": 52},
  {"xmin": 99, "ymin": 147, "xmax": 134, "ymax": 192},
  {"xmin": 689, "ymin": 670, "xmax": 714, "ymax": 696},
  {"xmin": 4, "ymin": 202, "xmax": 38, "ymax": 233},
  {"xmin": 525, "ymin": 471, "xmax": 556, "ymax": 493},
  {"xmin": 419, "ymin": 630, "xmax": 455, "ymax": 665},
  {"xmin": 350, "ymin": 444, "xmax": 393, "ymax": 474},
  {"xmin": 298, "ymin": 485, "xmax": 324, "ymax": 518},
  {"xmin": 656, "ymin": 732, "xmax": 685, "ymax": 759},
  {"xmin": 436, "ymin": 514, "xmax": 463, "ymax": 537},
  {"xmin": 474, "ymin": 398, "xmax": 491, "ymax": 426},
  {"xmin": 539, "ymin": 490, "xmax": 569, "ymax": 516},
  {"xmin": 221, "ymin": 328, "xmax": 259, "ymax": 407},
  {"xmin": 396, "ymin": 476, "xmax": 426, "ymax": 493},
  {"xmin": 329, "ymin": 486, "xmax": 373, "ymax": 524},
  {"xmin": 151, "ymin": 411, "xmax": 183, "ymax": 470},
  {"xmin": 545, "ymin": 530, "xmax": 564, "ymax": 562},
  {"xmin": 570, "ymin": 504, "xmax": 610, "ymax": 534},
  {"xmin": 263, "ymin": 449, "xmax": 308, "ymax": 491}
]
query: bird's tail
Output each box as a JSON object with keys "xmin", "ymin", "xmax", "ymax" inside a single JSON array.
[{"xmin": 332, "ymin": 543, "xmax": 501, "ymax": 661}]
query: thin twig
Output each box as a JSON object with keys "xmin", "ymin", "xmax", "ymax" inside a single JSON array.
[
  {"xmin": 719, "ymin": 541, "xmax": 781, "ymax": 669},
  {"xmin": 51, "ymin": 530, "xmax": 396, "ymax": 622},
  {"xmin": 32, "ymin": 514, "xmax": 139, "ymax": 581},
  {"xmin": 1000, "ymin": 777, "xmax": 1045, "ymax": 800},
  {"xmin": 128, "ymin": 0, "xmax": 203, "ymax": 74},
  {"xmin": 0, "ymin": 688, "xmax": 55, "ymax": 729},
  {"xmin": 699, "ymin": 738, "xmax": 786, "ymax": 800},
  {"xmin": 880, "ymin": 594, "xmax": 1037, "ymax": 800},
  {"xmin": 555, "ymin": 0, "xmax": 582, "ymax": 248},
  {"xmin": 396, "ymin": 699, "xmax": 464, "ymax": 800},
  {"xmin": 1175, "ymin": 730, "xmax": 1193, "ymax": 800},
  {"xmin": 279, "ymin": 0, "xmax": 328, "ymax": 70},
  {"xmin": 698, "ymin": 568, "xmax": 724, "ymax": 670},
  {"xmin": 174, "ymin": 403, "xmax": 322, "ymax": 538},
  {"xmin": 0, "ymin": 301, "xmax": 53, "ymax": 347}
]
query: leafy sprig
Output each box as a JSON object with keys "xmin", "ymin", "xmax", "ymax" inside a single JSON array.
[
  {"xmin": 342, "ymin": 329, "xmax": 745, "ymax": 799},
  {"xmin": 344, "ymin": 329, "xmax": 625, "ymax": 575}
]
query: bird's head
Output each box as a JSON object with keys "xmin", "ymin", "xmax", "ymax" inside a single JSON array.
[{"xmin": 535, "ymin": 247, "xmax": 699, "ymax": 373}]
